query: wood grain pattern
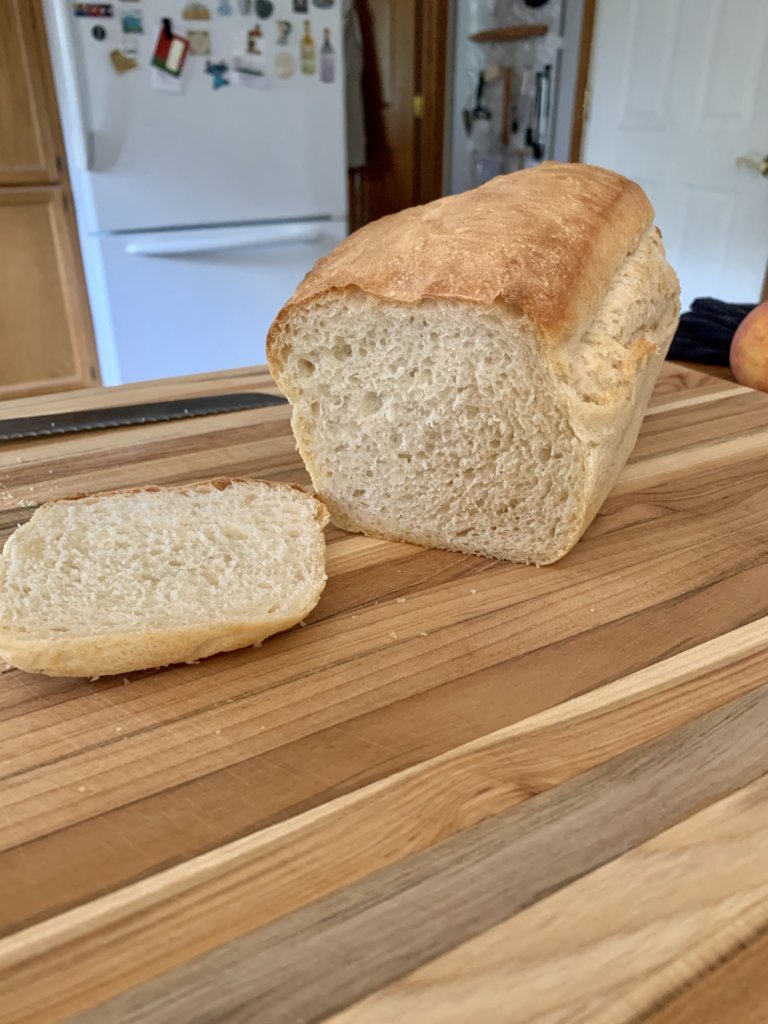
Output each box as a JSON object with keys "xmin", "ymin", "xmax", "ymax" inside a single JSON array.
[
  {"xmin": 642, "ymin": 928, "xmax": 768, "ymax": 1024},
  {"xmin": 60, "ymin": 686, "xmax": 768, "ymax": 1023},
  {"xmin": 0, "ymin": 362, "xmax": 767, "ymax": 1023},
  {"xmin": 330, "ymin": 772, "xmax": 768, "ymax": 1024}
]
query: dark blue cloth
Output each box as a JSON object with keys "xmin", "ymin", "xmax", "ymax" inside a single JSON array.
[{"xmin": 667, "ymin": 297, "xmax": 756, "ymax": 366}]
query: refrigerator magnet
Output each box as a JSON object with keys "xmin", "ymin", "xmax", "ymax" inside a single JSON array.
[
  {"xmin": 121, "ymin": 35, "xmax": 139, "ymax": 56},
  {"xmin": 238, "ymin": 0, "xmax": 251, "ymax": 12},
  {"xmin": 109, "ymin": 48, "xmax": 138, "ymax": 71},
  {"xmin": 205, "ymin": 59, "xmax": 230, "ymax": 89},
  {"xmin": 312, "ymin": 0, "xmax": 334, "ymax": 7},
  {"xmin": 276, "ymin": 19, "xmax": 291, "ymax": 44},
  {"xmin": 75, "ymin": 3, "xmax": 114, "ymax": 16},
  {"xmin": 319, "ymin": 26, "xmax": 334, "ymax": 82},
  {"xmin": 217, "ymin": 0, "xmax": 233, "ymax": 13},
  {"xmin": 121, "ymin": 10, "xmax": 143, "ymax": 32},
  {"xmin": 232, "ymin": 51, "xmax": 267, "ymax": 87},
  {"xmin": 188, "ymin": 29, "xmax": 211, "ymax": 55},
  {"xmin": 292, "ymin": 0, "xmax": 308, "ymax": 12},
  {"xmin": 151, "ymin": 20, "xmax": 190, "ymax": 76},
  {"xmin": 255, "ymin": 0, "xmax": 273, "ymax": 17},
  {"xmin": 274, "ymin": 48, "xmax": 295, "ymax": 78},
  {"xmin": 92, "ymin": 24, "xmax": 107, "ymax": 39},
  {"xmin": 182, "ymin": 2, "xmax": 210, "ymax": 18},
  {"xmin": 246, "ymin": 24, "xmax": 263, "ymax": 54}
]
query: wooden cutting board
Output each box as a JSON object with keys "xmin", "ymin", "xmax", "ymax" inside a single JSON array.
[{"xmin": 1, "ymin": 362, "xmax": 768, "ymax": 1024}]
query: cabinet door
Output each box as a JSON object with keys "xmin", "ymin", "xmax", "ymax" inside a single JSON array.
[
  {"xmin": 0, "ymin": 188, "xmax": 99, "ymax": 397},
  {"xmin": 0, "ymin": 0, "xmax": 61, "ymax": 185}
]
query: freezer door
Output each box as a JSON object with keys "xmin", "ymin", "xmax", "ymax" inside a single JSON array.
[
  {"xmin": 46, "ymin": 0, "xmax": 346, "ymax": 232},
  {"xmin": 93, "ymin": 219, "xmax": 346, "ymax": 384}
]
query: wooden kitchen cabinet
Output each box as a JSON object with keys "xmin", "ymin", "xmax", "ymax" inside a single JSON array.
[
  {"xmin": 0, "ymin": 188, "xmax": 99, "ymax": 397},
  {"xmin": 0, "ymin": 0, "xmax": 99, "ymax": 398}
]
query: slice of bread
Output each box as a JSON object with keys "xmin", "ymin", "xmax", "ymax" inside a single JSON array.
[
  {"xmin": 267, "ymin": 163, "xmax": 680, "ymax": 565},
  {"xmin": 0, "ymin": 478, "xmax": 329, "ymax": 678}
]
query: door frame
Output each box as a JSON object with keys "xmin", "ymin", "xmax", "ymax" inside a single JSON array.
[{"xmin": 568, "ymin": 0, "xmax": 597, "ymax": 161}]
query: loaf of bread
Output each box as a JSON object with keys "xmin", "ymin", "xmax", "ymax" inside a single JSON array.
[
  {"xmin": 0, "ymin": 478, "xmax": 329, "ymax": 677},
  {"xmin": 267, "ymin": 162, "xmax": 680, "ymax": 565}
]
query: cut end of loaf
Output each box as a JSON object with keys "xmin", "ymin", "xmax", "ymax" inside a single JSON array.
[
  {"xmin": 269, "ymin": 228, "xmax": 680, "ymax": 565},
  {"xmin": 0, "ymin": 478, "xmax": 329, "ymax": 677}
]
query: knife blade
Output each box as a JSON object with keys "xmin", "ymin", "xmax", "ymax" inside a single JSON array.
[{"xmin": 0, "ymin": 392, "xmax": 288, "ymax": 442}]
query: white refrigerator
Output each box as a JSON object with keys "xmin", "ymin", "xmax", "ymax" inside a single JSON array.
[{"xmin": 44, "ymin": 0, "xmax": 347, "ymax": 385}]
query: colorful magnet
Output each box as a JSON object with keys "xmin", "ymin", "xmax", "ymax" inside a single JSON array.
[
  {"xmin": 109, "ymin": 48, "xmax": 137, "ymax": 71},
  {"xmin": 246, "ymin": 24, "xmax": 263, "ymax": 53},
  {"xmin": 217, "ymin": 0, "xmax": 232, "ymax": 13},
  {"xmin": 92, "ymin": 24, "xmax": 107, "ymax": 39},
  {"xmin": 255, "ymin": 0, "xmax": 273, "ymax": 16},
  {"xmin": 319, "ymin": 26, "xmax": 334, "ymax": 82},
  {"xmin": 238, "ymin": 0, "xmax": 251, "ymax": 12},
  {"xmin": 205, "ymin": 59, "xmax": 230, "ymax": 89},
  {"xmin": 182, "ymin": 2, "xmax": 210, "ymax": 18},
  {"xmin": 188, "ymin": 29, "xmax": 211, "ymax": 55},
  {"xmin": 75, "ymin": 3, "xmax": 114, "ymax": 16},
  {"xmin": 292, "ymin": 0, "xmax": 307, "ymax": 11},
  {"xmin": 276, "ymin": 19, "xmax": 291, "ymax": 44},
  {"xmin": 300, "ymin": 18, "xmax": 315, "ymax": 74},
  {"xmin": 121, "ymin": 10, "xmax": 143, "ymax": 32},
  {"xmin": 151, "ymin": 20, "xmax": 189, "ymax": 75}
]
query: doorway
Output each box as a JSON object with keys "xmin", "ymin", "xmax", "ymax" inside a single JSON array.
[
  {"xmin": 581, "ymin": 0, "xmax": 768, "ymax": 310},
  {"xmin": 349, "ymin": 0, "xmax": 449, "ymax": 231}
]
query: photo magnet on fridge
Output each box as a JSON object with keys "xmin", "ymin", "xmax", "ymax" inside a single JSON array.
[
  {"xmin": 75, "ymin": 3, "xmax": 114, "ymax": 16},
  {"xmin": 121, "ymin": 10, "xmax": 143, "ymax": 32},
  {"xmin": 151, "ymin": 20, "xmax": 190, "ymax": 75},
  {"xmin": 182, "ymin": 2, "xmax": 210, "ymax": 18},
  {"xmin": 292, "ymin": 0, "xmax": 308, "ymax": 12},
  {"xmin": 188, "ymin": 29, "xmax": 211, "ymax": 55}
]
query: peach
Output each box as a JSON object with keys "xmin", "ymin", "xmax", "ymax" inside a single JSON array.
[{"xmin": 730, "ymin": 301, "xmax": 768, "ymax": 391}]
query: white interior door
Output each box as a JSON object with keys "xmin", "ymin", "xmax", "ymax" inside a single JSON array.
[{"xmin": 583, "ymin": 0, "xmax": 768, "ymax": 310}]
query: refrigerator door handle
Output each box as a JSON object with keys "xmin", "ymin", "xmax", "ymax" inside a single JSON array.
[
  {"xmin": 124, "ymin": 224, "xmax": 323, "ymax": 257},
  {"xmin": 49, "ymin": 0, "xmax": 93, "ymax": 171}
]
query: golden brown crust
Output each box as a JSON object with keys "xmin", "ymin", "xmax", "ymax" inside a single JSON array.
[{"xmin": 267, "ymin": 162, "xmax": 653, "ymax": 359}]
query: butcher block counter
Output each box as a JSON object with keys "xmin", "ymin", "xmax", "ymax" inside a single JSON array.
[{"xmin": 2, "ymin": 362, "xmax": 768, "ymax": 1024}]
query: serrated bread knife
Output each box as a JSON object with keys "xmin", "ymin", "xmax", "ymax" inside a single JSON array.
[{"xmin": 0, "ymin": 393, "xmax": 288, "ymax": 442}]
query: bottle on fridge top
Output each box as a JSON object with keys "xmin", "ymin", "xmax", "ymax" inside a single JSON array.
[
  {"xmin": 320, "ymin": 27, "xmax": 334, "ymax": 83},
  {"xmin": 301, "ymin": 20, "xmax": 316, "ymax": 75}
]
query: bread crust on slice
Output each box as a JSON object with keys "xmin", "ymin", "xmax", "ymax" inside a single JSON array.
[{"xmin": 0, "ymin": 478, "xmax": 329, "ymax": 678}]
